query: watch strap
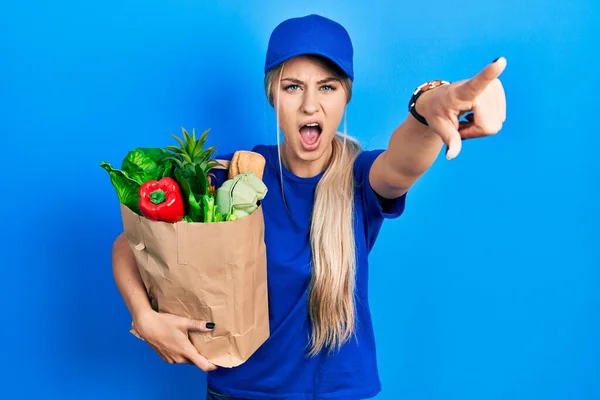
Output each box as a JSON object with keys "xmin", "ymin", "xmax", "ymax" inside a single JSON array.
[{"xmin": 408, "ymin": 79, "xmax": 451, "ymax": 126}]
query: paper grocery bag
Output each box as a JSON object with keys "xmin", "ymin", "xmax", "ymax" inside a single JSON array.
[{"xmin": 119, "ymin": 197, "xmax": 270, "ymax": 368}]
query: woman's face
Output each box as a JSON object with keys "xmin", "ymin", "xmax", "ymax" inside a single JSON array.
[{"xmin": 271, "ymin": 55, "xmax": 348, "ymax": 177}]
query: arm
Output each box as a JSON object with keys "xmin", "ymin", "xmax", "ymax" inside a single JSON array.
[
  {"xmin": 111, "ymin": 232, "xmax": 218, "ymax": 371},
  {"xmin": 369, "ymin": 114, "xmax": 443, "ymax": 199},
  {"xmin": 112, "ymin": 232, "xmax": 153, "ymax": 323},
  {"xmin": 370, "ymin": 57, "xmax": 508, "ymax": 199}
]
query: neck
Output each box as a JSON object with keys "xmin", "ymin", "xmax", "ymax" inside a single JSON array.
[{"xmin": 280, "ymin": 142, "xmax": 333, "ymax": 178}]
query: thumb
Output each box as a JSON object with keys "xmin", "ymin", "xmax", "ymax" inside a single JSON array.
[
  {"xmin": 179, "ymin": 317, "xmax": 216, "ymax": 332},
  {"xmin": 187, "ymin": 319, "xmax": 215, "ymax": 332},
  {"xmin": 431, "ymin": 118, "xmax": 462, "ymax": 160}
]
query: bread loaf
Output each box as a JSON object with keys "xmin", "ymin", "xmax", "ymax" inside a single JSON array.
[{"xmin": 228, "ymin": 150, "xmax": 266, "ymax": 180}]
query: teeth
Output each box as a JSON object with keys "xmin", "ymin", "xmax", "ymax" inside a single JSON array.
[{"xmin": 305, "ymin": 123, "xmax": 319, "ymax": 127}]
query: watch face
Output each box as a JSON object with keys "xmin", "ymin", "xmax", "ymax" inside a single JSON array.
[{"xmin": 420, "ymin": 80, "xmax": 450, "ymax": 91}]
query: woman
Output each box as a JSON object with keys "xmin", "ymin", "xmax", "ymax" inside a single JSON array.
[{"xmin": 111, "ymin": 14, "xmax": 507, "ymax": 400}]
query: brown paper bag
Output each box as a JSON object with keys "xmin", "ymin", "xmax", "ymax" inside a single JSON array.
[{"xmin": 119, "ymin": 159, "xmax": 270, "ymax": 368}]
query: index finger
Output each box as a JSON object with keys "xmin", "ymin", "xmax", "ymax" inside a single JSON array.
[{"xmin": 455, "ymin": 57, "xmax": 507, "ymax": 100}]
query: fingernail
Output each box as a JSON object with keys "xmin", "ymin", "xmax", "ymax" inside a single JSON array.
[{"xmin": 206, "ymin": 322, "xmax": 215, "ymax": 329}]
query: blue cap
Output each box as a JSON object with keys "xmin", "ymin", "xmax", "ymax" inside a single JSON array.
[{"xmin": 264, "ymin": 14, "xmax": 354, "ymax": 80}]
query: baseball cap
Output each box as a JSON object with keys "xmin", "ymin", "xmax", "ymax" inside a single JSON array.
[{"xmin": 264, "ymin": 14, "xmax": 354, "ymax": 80}]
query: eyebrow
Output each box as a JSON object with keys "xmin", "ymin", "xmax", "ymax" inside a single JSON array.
[{"xmin": 281, "ymin": 77, "xmax": 339, "ymax": 85}]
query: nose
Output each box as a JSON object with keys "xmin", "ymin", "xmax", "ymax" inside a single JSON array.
[{"xmin": 300, "ymin": 88, "xmax": 319, "ymax": 114}]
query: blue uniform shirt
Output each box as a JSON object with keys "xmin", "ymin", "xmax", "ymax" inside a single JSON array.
[{"xmin": 207, "ymin": 144, "xmax": 406, "ymax": 400}]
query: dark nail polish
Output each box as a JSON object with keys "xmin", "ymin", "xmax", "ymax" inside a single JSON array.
[
  {"xmin": 492, "ymin": 57, "xmax": 501, "ymax": 63},
  {"xmin": 206, "ymin": 322, "xmax": 215, "ymax": 329}
]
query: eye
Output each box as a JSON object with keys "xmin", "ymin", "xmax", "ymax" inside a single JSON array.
[
  {"xmin": 320, "ymin": 85, "xmax": 336, "ymax": 92},
  {"xmin": 284, "ymin": 84, "xmax": 301, "ymax": 92}
]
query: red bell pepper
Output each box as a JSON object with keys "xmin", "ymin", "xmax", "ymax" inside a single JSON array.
[{"xmin": 139, "ymin": 177, "xmax": 184, "ymax": 223}]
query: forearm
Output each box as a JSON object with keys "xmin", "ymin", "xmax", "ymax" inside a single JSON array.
[
  {"xmin": 112, "ymin": 233, "xmax": 152, "ymax": 321},
  {"xmin": 382, "ymin": 114, "xmax": 444, "ymax": 188}
]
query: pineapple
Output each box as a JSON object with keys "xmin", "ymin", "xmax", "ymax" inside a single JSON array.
[
  {"xmin": 165, "ymin": 127, "xmax": 223, "ymax": 221},
  {"xmin": 166, "ymin": 127, "xmax": 220, "ymax": 171}
]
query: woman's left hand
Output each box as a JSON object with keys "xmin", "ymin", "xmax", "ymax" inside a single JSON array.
[{"xmin": 417, "ymin": 57, "xmax": 508, "ymax": 160}]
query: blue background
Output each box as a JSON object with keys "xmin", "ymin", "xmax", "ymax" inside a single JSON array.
[{"xmin": 2, "ymin": 0, "xmax": 598, "ymax": 399}]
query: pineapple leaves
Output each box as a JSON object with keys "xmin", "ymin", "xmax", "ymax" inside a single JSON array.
[
  {"xmin": 169, "ymin": 134, "xmax": 187, "ymax": 152},
  {"xmin": 165, "ymin": 126, "xmax": 220, "ymax": 222}
]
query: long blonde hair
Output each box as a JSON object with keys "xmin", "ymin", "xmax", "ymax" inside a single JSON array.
[{"xmin": 265, "ymin": 56, "xmax": 362, "ymax": 356}]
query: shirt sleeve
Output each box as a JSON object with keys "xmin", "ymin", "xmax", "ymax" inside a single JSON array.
[
  {"xmin": 353, "ymin": 149, "xmax": 407, "ymax": 223},
  {"xmin": 211, "ymin": 152, "xmax": 235, "ymax": 188}
]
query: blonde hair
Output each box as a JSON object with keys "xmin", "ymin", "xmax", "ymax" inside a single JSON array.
[{"xmin": 265, "ymin": 56, "xmax": 362, "ymax": 356}]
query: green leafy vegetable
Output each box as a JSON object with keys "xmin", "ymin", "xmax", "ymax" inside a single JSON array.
[
  {"xmin": 203, "ymin": 195, "xmax": 215, "ymax": 223},
  {"xmin": 100, "ymin": 161, "xmax": 142, "ymax": 213},
  {"xmin": 100, "ymin": 147, "xmax": 174, "ymax": 214},
  {"xmin": 174, "ymin": 167, "xmax": 203, "ymax": 222},
  {"xmin": 101, "ymin": 127, "xmax": 231, "ymax": 223},
  {"xmin": 120, "ymin": 147, "xmax": 173, "ymax": 185}
]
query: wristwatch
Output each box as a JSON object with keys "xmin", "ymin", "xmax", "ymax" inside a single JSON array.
[{"xmin": 408, "ymin": 79, "xmax": 451, "ymax": 126}]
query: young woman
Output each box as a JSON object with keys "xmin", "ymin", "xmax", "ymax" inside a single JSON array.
[{"xmin": 111, "ymin": 14, "xmax": 507, "ymax": 400}]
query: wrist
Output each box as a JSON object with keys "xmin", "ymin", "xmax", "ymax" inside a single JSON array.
[
  {"xmin": 133, "ymin": 306, "xmax": 156, "ymax": 328},
  {"xmin": 408, "ymin": 79, "xmax": 451, "ymax": 126},
  {"xmin": 406, "ymin": 114, "xmax": 442, "ymax": 142},
  {"xmin": 131, "ymin": 292, "xmax": 157, "ymax": 321},
  {"xmin": 414, "ymin": 89, "xmax": 434, "ymax": 119}
]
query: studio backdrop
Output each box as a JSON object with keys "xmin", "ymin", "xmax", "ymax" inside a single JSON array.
[{"xmin": 1, "ymin": 1, "xmax": 598, "ymax": 399}]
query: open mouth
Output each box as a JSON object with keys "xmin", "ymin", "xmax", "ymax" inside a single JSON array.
[{"xmin": 299, "ymin": 122, "xmax": 322, "ymax": 150}]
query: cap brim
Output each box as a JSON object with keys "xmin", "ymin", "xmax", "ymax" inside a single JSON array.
[{"xmin": 265, "ymin": 50, "xmax": 353, "ymax": 80}]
